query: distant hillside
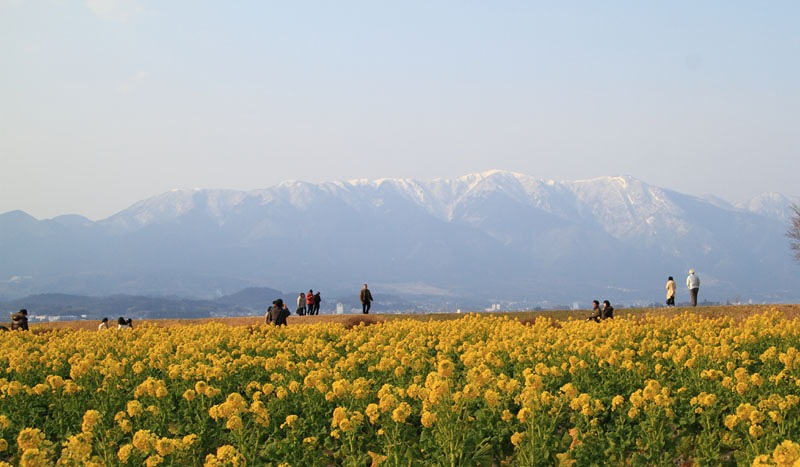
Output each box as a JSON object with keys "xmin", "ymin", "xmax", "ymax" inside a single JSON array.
[
  {"xmin": 1, "ymin": 293, "xmax": 235, "ymax": 320},
  {"xmin": 1, "ymin": 171, "xmax": 798, "ymax": 307},
  {"xmin": 0, "ymin": 287, "xmax": 421, "ymax": 320},
  {"xmin": 215, "ymin": 287, "xmax": 285, "ymax": 310}
]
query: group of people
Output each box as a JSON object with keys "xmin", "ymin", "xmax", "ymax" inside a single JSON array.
[
  {"xmin": 665, "ymin": 269, "xmax": 701, "ymax": 307},
  {"xmin": 4, "ymin": 310, "xmax": 135, "ymax": 332},
  {"xmin": 589, "ymin": 268, "xmax": 701, "ymax": 321},
  {"xmin": 265, "ymin": 284, "xmax": 375, "ymax": 325},
  {"xmin": 586, "ymin": 300, "xmax": 614, "ymax": 322},
  {"xmin": 265, "ymin": 299, "xmax": 291, "ymax": 326},
  {"xmin": 97, "ymin": 317, "xmax": 134, "ymax": 330},
  {"xmin": 6, "ymin": 272, "xmax": 702, "ymax": 331},
  {"xmin": 296, "ymin": 290, "xmax": 322, "ymax": 316}
]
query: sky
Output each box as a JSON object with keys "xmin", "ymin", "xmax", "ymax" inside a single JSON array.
[{"xmin": 2, "ymin": 1, "xmax": 798, "ymax": 220}]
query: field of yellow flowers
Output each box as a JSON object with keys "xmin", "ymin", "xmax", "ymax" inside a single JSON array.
[{"xmin": 2, "ymin": 306, "xmax": 800, "ymax": 466}]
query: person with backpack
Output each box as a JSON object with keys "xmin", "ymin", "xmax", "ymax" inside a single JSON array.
[{"xmin": 265, "ymin": 299, "xmax": 290, "ymax": 326}]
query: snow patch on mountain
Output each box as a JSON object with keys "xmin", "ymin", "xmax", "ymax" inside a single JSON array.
[
  {"xmin": 104, "ymin": 189, "xmax": 247, "ymax": 230},
  {"xmin": 741, "ymin": 193, "xmax": 795, "ymax": 221}
]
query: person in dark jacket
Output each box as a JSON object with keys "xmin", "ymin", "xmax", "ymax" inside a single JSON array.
[
  {"xmin": 313, "ymin": 292, "xmax": 321, "ymax": 315},
  {"xmin": 360, "ymin": 284, "xmax": 373, "ymax": 314},
  {"xmin": 265, "ymin": 299, "xmax": 290, "ymax": 326},
  {"xmin": 586, "ymin": 300, "xmax": 602, "ymax": 322},
  {"xmin": 11, "ymin": 309, "xmax": 29, "ymax": 331},
  {"xmin": 601, "ymin": 300, "xmax": 614, "ymax": 319}
]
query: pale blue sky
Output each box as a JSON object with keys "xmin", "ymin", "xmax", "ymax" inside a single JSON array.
[{"xmin": 2, "ymin": 1, "xmax": 798, "ymax": 219}]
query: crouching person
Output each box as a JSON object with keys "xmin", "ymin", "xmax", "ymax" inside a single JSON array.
[
  {"xmin": 11, "ymin": 309, "xmax": 29, "ymax": 331},
  {"xmin": 601, "ymin": 300, "xmax": 614, "ymax": 319},
  {"xmin": 586, "ymin": 300, "xmax": 602, "ymax": 322}
]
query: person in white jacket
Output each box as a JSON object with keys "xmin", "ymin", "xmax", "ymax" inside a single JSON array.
[
  {"xmin": 665, "ymin": 276, "xmax": 676, "ymax": 307},
  {"xmin": 686, "ymin": 269, "xmax": 700, "ymax": 306}
]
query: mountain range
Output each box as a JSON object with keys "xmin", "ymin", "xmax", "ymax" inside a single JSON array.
[{"xmin": 1, "ymin": 170, "xmax": 798, "ymax": 312}]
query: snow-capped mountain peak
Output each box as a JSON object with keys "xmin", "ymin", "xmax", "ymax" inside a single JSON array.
[{"xmin": 6, "ymin": 170, "xmax": 794, "ymax": 305}]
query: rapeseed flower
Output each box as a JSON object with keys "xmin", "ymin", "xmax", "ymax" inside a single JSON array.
[
  {"xmin": 16, "ymin": 428, "xmax": 45, "ymax": 451},
  {"xmin": 81, "ymin": 409, "xmax": 101, "ymax": 433}
]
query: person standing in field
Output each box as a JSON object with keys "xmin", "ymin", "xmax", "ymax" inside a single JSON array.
[
  {"xmin": 686, "ymin": 269, "xmax": 700, "ymax": 306},
  {"xmin": 10, "ymin": 309, "xmax": 29, "ymax": 331},
  {"xmin": 98, "ymin": 317, "xmax": 109, "ymax": 330},
  {"xmin": 297, "ymin": 293, "xmax": 306, "ymax": 315},
  {"xmin": 360, "ymin": 283, "xmax": 373, "ymax": 314},
  {"xmin": 665, "ymin": 276, "xmax": 676, "ymax": 307},
  {"xmin": 265, "ymin": 299, "xmax": 290, "ymax": 326},
  {"xmin": 313, "ymin": 291, "xmax": 321, "ymax": 315},
  {"xmin": 306, "ymin": 290, "xmax": 315, "ymax": 314}
]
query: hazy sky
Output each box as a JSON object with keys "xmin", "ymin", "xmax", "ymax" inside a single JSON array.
[{"xmin": 2, "ymin": 1, "xmax": 798, "ymax": 220}]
